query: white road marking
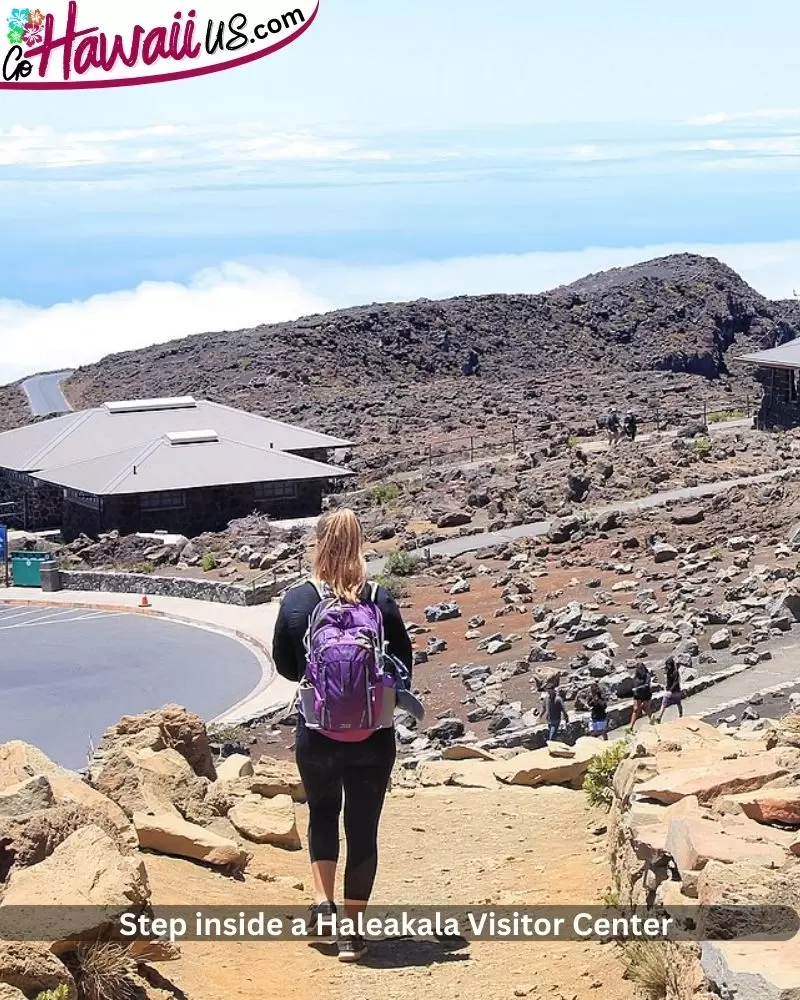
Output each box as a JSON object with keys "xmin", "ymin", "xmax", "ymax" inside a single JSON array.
[
  {"xmin": 0, "ymin": 608, "xmax": 86, "ymax": 626},
  {"xmin": 0, "ymin": 608, "xmax": 50, "ymax": 623},
  {"xmin": 0, "ymin": 609, "xmax": 125, "ymax": 629}
]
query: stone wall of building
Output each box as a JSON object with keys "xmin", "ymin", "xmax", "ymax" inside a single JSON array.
[
  {"xmin": 0, "ymin": 468, "xmax": 63, "ymax": 531},
  {"xmin": 61, "ymin": 497, "xmax": 103, "ymax": 541},
  {"xmin": 58, "ymin": 569, "xmax": 298, "ymax": 605},
  {"xmin": 754, "ymin": 366, "xmax": 800, "ymax": 429},
  {"xmin": 58, "ymin": 479, "xmax": 326, "ymax": 541}
]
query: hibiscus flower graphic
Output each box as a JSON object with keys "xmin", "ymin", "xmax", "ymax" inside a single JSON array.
[
  {"xmin": 22, "ymin": 20, "xmax": 41, "ymax": 44},
  {"xmin": 26, "ymin": 7, "xmax": 44, "ymax": 25},
  {"xmin": 6, "ymin": 25, "xmax": 23, "ymax": 44},
  {"xmin": 7, "ymin": 7, "xmax": 30, "ymax": 30}
]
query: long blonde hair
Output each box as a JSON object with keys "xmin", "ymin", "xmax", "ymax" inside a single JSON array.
[{"xmin": 312, "ymin": 508, "xmax": 367, "ymax": 603}]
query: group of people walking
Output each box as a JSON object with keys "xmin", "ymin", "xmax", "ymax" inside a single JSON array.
[
  {"xmin": 271, "ymin": 506, "xmax": 686, "ymax": 964},
  {"xmin": 629, "ymin": 656, "xmax": 684, "ymax": 729},
  {"xmin": 540, "ymin": 656, "xmax": 684, "ymax": 742},
  {"xmin": 601, "ymin": 407, "xmax": 638, "ymax": 446}
]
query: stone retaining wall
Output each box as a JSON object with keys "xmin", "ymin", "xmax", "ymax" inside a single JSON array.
[
  {"xmin": 608, "ymin": 716, "xmax": 800, "ymax": 1000},
  {"xmin": 475, "ymin": 663, "xmax": 753, "ymax": 754},
  {"xmin": 58, "ymin": 569, "xmax": 298, "ymax": 606}
]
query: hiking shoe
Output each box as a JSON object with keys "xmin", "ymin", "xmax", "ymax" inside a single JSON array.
[
  {"xmin": 306, "ymin": 901, "xmax": 337, "ymax": 939},
  {"xmin": 337, "ymin": 934, "xmax": 368, "ymax": 963}
]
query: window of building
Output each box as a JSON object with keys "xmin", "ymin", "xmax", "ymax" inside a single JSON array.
[
  {"xmin": 139, "ymin": 491, "xmax": 186, "ymax": 511},
  {"xmin": 254, "ymin": 481, "xmax": 297, "ymax": 501}
]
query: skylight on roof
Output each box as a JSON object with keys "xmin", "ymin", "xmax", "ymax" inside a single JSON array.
[
  {"xmin": 105, "ymin": 397, "xmax": 197, "ymax": 414},
  {"xmin": 165, "ymin": 429, "xmax": 219, "ymax": 445}
]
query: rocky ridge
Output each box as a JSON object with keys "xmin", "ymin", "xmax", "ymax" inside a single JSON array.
[
  {"xmin": 0, "ymin": 255, "xmax": 795, "ymax": 471},
  {"xmin": 609, "ymin": 714, "xmax": 800, "ymax": 1000}
]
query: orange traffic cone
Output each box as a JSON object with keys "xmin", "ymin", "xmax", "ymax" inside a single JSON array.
[{"xmin": 139, "ymin": 593, "xmax": 151, "ymax": 609}]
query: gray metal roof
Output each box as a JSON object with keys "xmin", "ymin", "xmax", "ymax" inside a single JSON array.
[
  {"xmin": 738, "ymin": 340, "xmax": 800, "ymax": 369},
  {"xmin": 0, "ymin": 398, "xmax": 351, "ymax": 473},
  {"xmin": 32, "ymin": 435, "xmax": 353, "ymax": 495}
]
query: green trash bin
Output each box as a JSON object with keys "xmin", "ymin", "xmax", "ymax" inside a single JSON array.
[{"xmin": 10, "ymin": 552, "xmax": 51, "ymax": 588}]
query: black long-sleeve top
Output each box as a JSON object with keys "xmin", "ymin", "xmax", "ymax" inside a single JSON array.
[{"xmin": 272, "ymin": 580, "xmax": 414, "ymax": 684}]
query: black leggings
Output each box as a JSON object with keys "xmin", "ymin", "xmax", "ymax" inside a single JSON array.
[{"xmin": 295, "ymin": 725, "xmax": 396, "ymax": 902}]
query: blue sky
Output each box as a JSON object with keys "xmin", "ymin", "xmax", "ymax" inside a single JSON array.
[{"xmin": 4, "ymin": 0, "xmax": 800, "ymax": 382}]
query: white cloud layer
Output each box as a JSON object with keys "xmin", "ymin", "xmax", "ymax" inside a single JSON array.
[
  {"xmin": 0, "ymin": 123, "xmax": 392, "ymax": 168},
  {"xmin": 5, "ymin": 240, "xmax": 800, "ymax": 386}
]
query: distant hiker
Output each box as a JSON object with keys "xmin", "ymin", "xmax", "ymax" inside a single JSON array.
[
  {"xmin": 462, "ymin": 348, "xmax": 480, "ymax": 376},
  {"xmin": 588, "ymin": 683, "xmax": 609, "ymax": 740},
  {"xmin": 272, "ymin": 509, "xmax": 415, "ymax": 964},
  {"xmin": 628, "ymin": 663, "xmax": 653, "ymax": 731},
  {"xmin": 606, "ymin": 408, "xmax": 621, "ymax": 446},
  {"xmin": 543, "ymin": 683, "xmax": 569, "ymax": 741},
  {"xmin": 623, "ymin": 410, "xmax": 638, "ymax": 442},
  {"xmin": 658, "ymin": 656, "xmax": 683, "ymax": 722}
]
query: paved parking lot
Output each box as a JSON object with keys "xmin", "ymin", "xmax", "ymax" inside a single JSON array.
[{"xmin": 0, "ymin": 604, "xmax": 263, "ymax": 769}]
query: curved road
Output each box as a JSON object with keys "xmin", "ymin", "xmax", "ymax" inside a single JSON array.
[
  {"xmin": 21, "ymin": 371, "xmax": 74, "ymax": 417},
  {"xmin": 0, "ymin": 604, "xmax": 262, "ymax": 768}
]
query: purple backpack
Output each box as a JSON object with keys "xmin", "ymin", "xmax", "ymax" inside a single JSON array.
[{"xmin": 298, "ymin": 581, "xmax": 396, "ymax": 736}]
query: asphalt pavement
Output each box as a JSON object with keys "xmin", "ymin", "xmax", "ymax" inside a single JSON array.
[
  {"xmin": 0, "ymin": 604, "xmax": 262, "ymax": 768},
  {"xmin": 683, "ymin": 633, "xmax": 800, "ymax": 718},
  {"xmin": 21, "ymin": 371, "xmax": 74, "ymax": 417}
]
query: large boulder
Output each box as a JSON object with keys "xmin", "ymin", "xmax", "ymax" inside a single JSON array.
[
  {"xmin": 697, "ymin": 859, "xmax": 800, "ymax": 909},
  {"xmin": 216, "ymin": 754, "xmax": 254, "ymax": 781},
  {"xmin": 205, "ymin": 777, "xmax": 252, "ymax": 817},
  {"xmin": 716, "ymin": 786, "xmax": 800, "ymax": 827},
  {"xmin": 134, "ymin": 812, "xmax": 251, "ymax": 870},
  {"xmin": 250, "ymin": 757, "xmax": 305, "ymax": 802},
  {"xmin": 0, "ymin": 826, "xmax": 149, "ymax": 953},
  {"xmin": 0, "ymin": 742, "xmax": 71, "ymax": 790},
  {"xmin": 228, "ymin": 795, "xmax": 302, "ymax": 850},
  {"xmin": 92, "ymin": 747, "xmax": 211, "ymax": 824},
  {"xmin": 94, "ymin": 705, "xmax": 216, "ymax": 781},
  {"xmin": 0, "ymin": 776, "xmax": 54, "ymax": 817},
  {"xmin": 665, "ymin": 816, "xmax": 787, "ymax": 876},
  {"xmin": 0, "ymin": 942, "xmax": 76, "ymax": 998},
  {"xmin": 652, "ymin": 543, "xmax": 678, "ymax": 563},
  {"xmin": 702, "ymin": 936, "xmax": 800, "ymax": 1000},
  {"xmin": 636, "ymin": 754, "xmax": 789, "ymax": 805},
  {"xmin": 416, "ymin": 761, "xmax": 500, "ymax": 790},
  {"xmin": 493, "ymin": 738, "xmax": 603, "ymax": 789},
  {"xmin": 0, "ymin": 802, "xmax": 137, "ymax": 881},
  {"xmin": 441, "ymin": 746, "xmax": 499, "ymax": 762},
  {"xmin": 436, "ymin": 511, "xmax": 472, "ymax": 529},
  {"xmin": 47, "ymin": 772, "xmax": 137, "ymax": 850}
]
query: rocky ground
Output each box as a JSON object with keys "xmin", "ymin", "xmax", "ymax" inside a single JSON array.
[
  {"xmin": 2, "ymin": 703, "xmax": 798, "ymax": 1000},
  {"xmin": 234, "ymin": 461, "xmax": 800, "ymax": 762},
  {"xmin": 0, "ymin": 705, "xmax": 641, "ymax": 1000},
  {"xmin": 9, "ymin": 416, "xmax": 800, "ymax": 583}
]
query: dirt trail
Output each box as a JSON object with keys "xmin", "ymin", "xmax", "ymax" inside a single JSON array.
[{"xmin": 145, "ymin": 785, "xmax": 637, "ymax": 1000}]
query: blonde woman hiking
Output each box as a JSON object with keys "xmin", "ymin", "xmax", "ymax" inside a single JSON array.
[{"xmin": 272, "ymin": 509, "xmax": 416, "ymax": 963}]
